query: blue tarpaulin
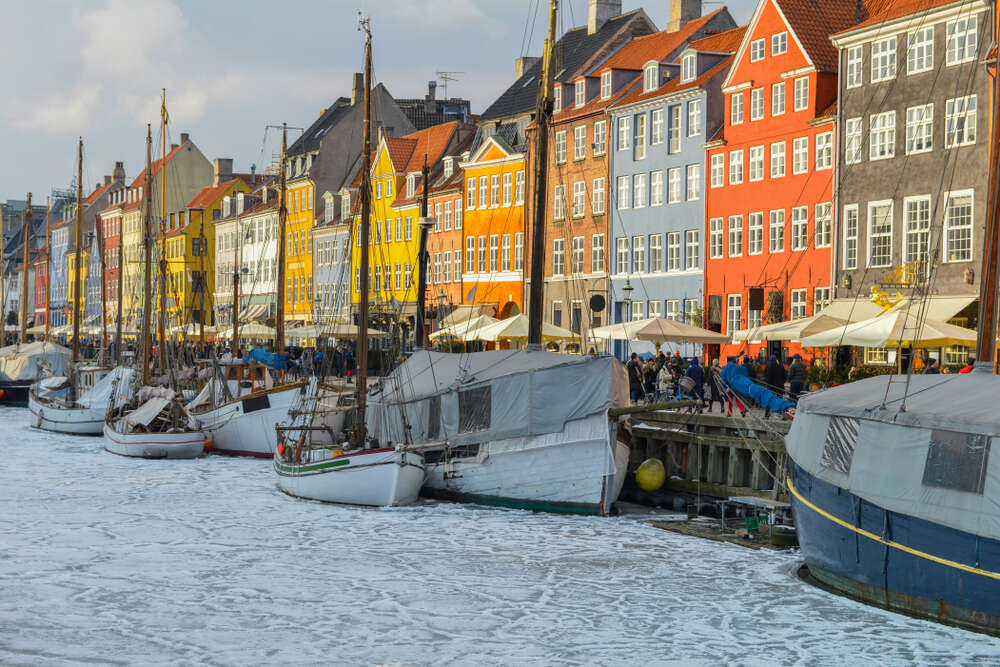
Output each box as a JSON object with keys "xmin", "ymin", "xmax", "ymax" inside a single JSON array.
[
  {"xmin": 243, "ymin": 349, "xmax": 287, "ymax": 370},
  {"xmin": 721, "ymin": 362, "xmax": 795, "ymax": 413}
]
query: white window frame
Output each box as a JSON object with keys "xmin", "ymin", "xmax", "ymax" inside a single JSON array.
[
  {"xmin": 842, "ymin": 204, "xmax": 859, "ymax": 270},
  {"xmin": 710, "ymin": 154, "xmax": 724, "ymax": 187},
  {"xmin": 772, "ymin": 82, "xmax": 785, "ymax": 116},
  {"xmin": 573, "ymin": 125, "xmax": 586, "ymax": 160},
  {"xmin": 592, "ymin": 234, "xmax": 605, "ymax": 273},
  {"xmin": 791, "ymin": 206, "xmax": 808, "ymax": 251},
  {"xmin": 729, "ymin": 150, "xmax": 743, "ymax": 185},
  {"xmin": 772, "ymin": 31, "xmax": 787, "ymax": 56},
  {"xmin": 947, "ymin": 15, "xmax": 977, "ymax": 66},
  {"xmin": 769, "ymin": 209, "xmax": 785, "ymax": 253},
  {"xmin": 770, "ymin": 141, "xmax": 786, "ymax": 178},
  {"xmin": 650, "ymin": 170, "xmax": 664, "ymax": 206},
  {"xmin": 600, "ymin": 71, "xmax": 612, "ymax": 99},
  {"xmin": 793, "ymin": 76, "xmax": 809, "ymax": 111},
  {"xmin": 685, "ymin": 230, "xmax": 699, "ymax": 270},
  {"xmin": 731, "ymin": 93, "xmax": 743, "ymax": 125},
  {"xmin": 870, "ymin": 111, "xmax": 896, "ymax": 160},
  {"xmin": 688, "ymin": 99, "xmax": 702, "ymax": 136},
  {"xmin": 686, "ymin": 164, "xmax": 701, "ymax": 201},
  {"xmin": 845, "ymin": 117, "xmax": 862, "ymax": 164},
  {"xmin": 574, "ymin": 79, "xmax": 586, "ymax": 107},
  {"xmin": 815, "ymin": 202, "xmax": 832, "ymax": 248},
  {"xmin": 633, "ymin": 173, "xmax": 647, "ymax": 208},
  {"xmin": 748, "ymin": 211, "xmax": 763, "ymax": 255},
  {"xmin": 907, "ymin": 26, "xmax": 934, "ymax": 74},
  {"xmin": 792, "ymin": 136, "xmax": 808, "ymax": 174},
  {"xmin": 867, "ymin": 200, "xmax": 894, "ymax": 268},
  {"xmin": 943, "ymin": 189, "xmax": 974, "ymax": 262},
  {"xmin": 846, "ymin": 46, "xmax": 863, "ymax": 88},
  {"xmin": 728, "ymin": 215, "xmax": 743, "ymax": 257},
  {"xmin": 905, "ymin": 103, "xmax": 934, "ymax": 154},
  {"xmin": 594, "ymin": 120, "xmax": 607, "ymax": 155},
  {"xmin": 651, "ymin": 109, "xmax": 664, "ymax": 145},
  {"xmin": 749, "ymin": 145, "xmax": 764, "ymax": 181},
  {"xmin": 617, "ymin": 175, "xmax": 630, "ymax": 210},
  {"xmin": 709, "ymin": 218, "xmax": 723, "ymax": 259},
  {"xmin": 750, "ymin": 87, "xmax": 764, "ymax": 121},
  {"xmin": 871, "ymin": 37, "xmax": 897, "ymax": 83},
  {"xmin": 727, "ymin": 294, "xmax": 742, "ymax": 335},
  {"xmin": 750, "ymin": 38, "xmax": 765, "ymax": 62},
  {"xmin": 903, "ymin": 195, "xmax": 931, "ymax": 263},
  {"xmin": 815, "ymin": 132, "xmax": 832, "ymax": 170},
  {"xmin": 592, "ymin": 177, "xmax": 606, "ymax": 215},
  {"xmin": 667, "ymin": 168, "xmax": 681, "ymax": 204},
  {"xmin": 945, "ymin": 95, "xmax": 977, "ymax": 148},
  {"xmin": 572, "ymin": 181, "xmax": 586, "ymax": 218}
]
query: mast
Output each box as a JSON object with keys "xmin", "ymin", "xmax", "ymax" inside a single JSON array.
[
  {"xmin": 97, "ymin": 177, "xmax": 108, "ymax": 362},
  {"xmin": 114, "ymin": 196, "xmax": 123, "ymax": 365},
  {"xmin": 415, "ymin": 154, "xmax": 431, "ymax": 349},
  {"xmin": 976, "ymin": 9, "xmax": 1000, "ymax": 371},
  {"xmin": 232, "ymin": 204, "xmax": 241, "ymax": 351},
  {"xmin": 142, "ymin": 124, "xmax": 153, "ymax": 386},
  {"xmin": 1, "ymin": 206, "xmax": 5, "ymax": 346},
  {"xmin": 276, "ymin": 123, "xmax": 288, "ymax": 356},
  {"xmin": 19, "ymin": 192, "xmax": 31, "ymax": 344},
  {"xmin": 199, "ymin": 214, "xmax": 205, "ymax": 347},
  {"xmin": 72, "ymin": 138, "xmax": 83, "ymax": 362},
  {"xmin": 44, "ymin": 198, "xmax": 50, "ymax": 342},
  {"xmin": 527, "ymin": 0, "xmax": 558, "ymax": 347},
  {"xmin": 158, "ymin": 89, "xmax": 168, "ymax": 377},
  {"xmin": 352, "ymin": 15, "xmax": 373, "ymax": 449}
]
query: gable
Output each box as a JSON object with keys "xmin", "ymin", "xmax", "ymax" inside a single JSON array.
[
  {"xmin": 467, "ymin": 136, "xmax": 514, "ymax": 164},
  {"xmin": 724, "ymin": 0, "xmax": 811, "ymax": 89}
]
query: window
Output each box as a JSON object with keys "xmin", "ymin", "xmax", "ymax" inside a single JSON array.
[
  {"xmin": 667, "ymin": 168, "xmax": 681, "ymax": 204},
  {"xmin": 908, "ymin": 27, "xmax": 934, "ymax": 74},
  {"xmin": 792, "ymin": 137, "xmax": 808, "ymax": 174},
  {"xmin": 668, "ymin": 106, "xmax": 681, "ymax": 154},
  {"xmin": 666, "ymin": 233, "xmax": 681, "ymax": 272},
  {"xmin": 552, "ymin": 238, "xmax": 565, "ymax": 275},
  {"xmin": 868, "ymin": 202, "xmax": 893, "ymax": 267},
  {"xmin": 872, "ymin": 37, "xmax": 897, "ymax": 82},
  {"xmin": 731, "ymin": 93, "xmax": 743, "ymax": 125},
  {"xmin": 616, "ymin": 237, "xmax": 629, "ymax": 273},
  {"xmin": 633, "ymin": 173, "xmax": 647, "ymax": 208},
  {"xmin": 594, "ymin": 120, "xmax": 607, "ymax": 155},
  {"xmin": 593, "ymin": 177, "xmax": 606, "ymax": 214},
  {"xmin": 501, "ymin": 234, "xmax": 511, "ymax": 271},
  {"xmin": 478, "ymin": 235, "xmax": 486, "ymax": 272},
  {"xmin": 816, "ymin": 133, "xmax": 832, "ymax": 169},
  {"xmin": 750, "ymin": 88, "xmax": 764, "ymax": 121},
  {"xmin": 906, "ymin": 104, "xmax": 933, "ymax": 154},
  {"xmin": 709, "ymin": 218, "xmax": 723, "ymax": 258},
  {"xmin": 432, "ymin": 253, "xmax": 441, "ymax": 284},
  {"xmin": 791, "ymin": 289, "xmax": 807, "ymax": 319},
  {"xmin": 574, "ymin": 125, "xmax": 586, "ymax": 160},
  {"xmin": 650, "ymin": 171, "xmax": 664, "ymax": 206},
  {"xmin": 575, "ymin": 79, "xmax": 585, "ymax": 107},
  {"xmin": 711, "ymin": 154, "xmax": 724, "ymax": 187},
  {"xmin": 406, "ymin": 216, "xmax": 413, "ymax": 241},
  {"xmin": 551, "ymin": 301, "xmax": 563, "ymax": 328},
  {"xmin": 843, "ymin": 205, "xmax": 859, "ymax": 270},
  {"xmin": 729, "ymin": 150, "xmax": 743, "ymax": 184},
  {"xmin": 922, "ymin": 430, "xmax": 990, "ymax": 495},
  {"xmin": 686, "ymin": 164, "xmax": 701, "ymax": 201},
  {"xmin": 634, "ymin": 114, "xmax": 647, "ymax": 160},
  {"xmin": 651, "ymin": 109, "xmax": 664, "ymax": 145},
  {"xmin": 685, "ymin": 230, "xmax": 699, "ymax": 270},
  {"xmin": 396, "ymin": 217, "xmax": 403, "ymax": 241},
  {"xmin": 489, "ymin": 175, "xmax": 500, "ymax": 207},
  {"xmin": 903, "ymin": 196, "xmax": 931, "ymax": 263},
  {"xmin": 600, "ymin": 71, "xmax": 611, "ymax": 99},
  {"xmin": 772, "ymin": 31, "xmax": 787, "ymax": 55},
  {"xmin": 944, "ymin": 191, "xmax": 974, "ymax": 262},
  {"xmin": 770, "ymin": 142, "xmax": 786, "ymax": 178},
  {"xmin": 479, "ymin": 176, "xmax": 488, "ymax": 207},
  {"xmin": 515, "ymin": 171, "xmax": 525, "ymax": 204},
  {"xmin": 489, "ymin": 234, "xmax": 499, "ymax": 271},
  {"xmin": 727, "ymin": 294, "xmax": 742, "ymax": 334},
  {"xmin": 870, "ymin": 111, "xmax": 896, "ymax": 160},
  {"xmin": 632, "ymin": 236, "xmax": 645, "ymax": 272},
  {"xmin": 769, "ymin": 209, "xmax": 785, "ymax": 253},
  {"xmin": 572, "ymin": 181, "xmax": 586, "ymax": 217},
  {"xmin": 442, "ymin": 252, "xmax": 451, "ymax": 283},
  {"xmin": 844, "ymin": 117, "xmax": 862, "ymax": 164},
  {"xmin": 651, "ymin": 233, "xmax": 665, "ymax": 272},
  {"xmin": 688, "ymin": 99, "xmax": 702, "ymax": 136},
  {"xmin": 653, "ymin": 300, "xmax": 666, "ymax": 319},
  {"xmin": 515, "ymin": 233, "xmax": 524, "ymax": 270},
  {"xmin": 728, "ymin": 216, "xmax": 743, "ymax": 256},
  {"xmin": 458, "ymin": 386, "xmax": 491, "ymax": 433},
  {"xmin": 502, "ymin": 173, "xmax": 512, "ymax": 206},
  {"xmin": 643, "ymin": 63, "xmax": 658, "ymax": 92},
  {"xmin": 791, "ymin": 206, "xmax": 808, "ymax": 251},
  {"xmin": 750, "ymin": 38, "xmax": 765, "ymax": 61},
  {"xmin": 847, "ymin": 46, "xmax": 863, "ymax": 88},
  {"xmin": 814, "ymin": 287, "xmax": 831, "ymax": 313},
  {"xmin": 553, "ymin": 184, "xmax": 566, "ymax": 220},
  {"xmin": 433, "ymin": 204, "xmax": 442, "ymax": 232},
  {"xmin": 772, "ymin": 82, "xmax": 785, "ymax": 116},
  {"xmin": 617, "ymin": 175, "xmax": 630, "ymax": 209},
  {"xmin": 617, "ymin": 116, "xmax": 631, "ymax": 150},
  {"xmin": 748, "ymin": 212, "xmax": 764, "ymax": 255},
  {"xmin": 681, "ymin": 53, "xmax": 696, "ymax": 82},
  {"xmin": 632, "ymin": 301, "xmax": 645, "ymax": 320},
  {"xmin": 793, "ymin": 77, "xmax": 809, "ymax": 111},
  {"xmin": 815, "ymin": 202, "xmax": 832, "ymax": 248},
  {"xmin": 947, "ymin": 15, "xmax": 977, "ymax": 65},
  {"xmin": 555, "ymin": 130, "xmax": 567, "ymax": 163},
  {"xmin": 553, "ymin": 86, "xmax": 561, "ymax": 113},
  {"xmin": 466, "ymin": 178, "xmax": 475, "ymax": 209},
  {"xmin": 945, "ymin": 95, "xmax": 977, "ymax": 147},
  {"xmin": 749, "ymin": 145, "xmax": 764, "ymax": 181},
  {"xmin": 592, "ymin": 234, "xmax": 605, "ymax": 273}
]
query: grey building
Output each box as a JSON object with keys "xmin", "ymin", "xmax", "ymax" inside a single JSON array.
[
  {"xmin": 395, "ymin": 80, "xmax": 472, "ymax": 130},
  {"xmin": 831, "ymin": 0, "xmax": 992, "ymax": 324}
]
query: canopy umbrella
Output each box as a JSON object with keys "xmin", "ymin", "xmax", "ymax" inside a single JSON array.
[
  {"xmin": 732, "ymin": 313, "xmax": 848, "ymax": 342},
  {"xmin": 25, "ymin": 324, "xmax": 47, "ymax": 335},
  {"xmin": 320, "ymin": 322, "xmax": 389, "ymax": 339},
  {"xmin": 217, "ymin": 323, "xmax": 276, "ymax": 339},
  {"xmin": 800, "ymin": 305, "xmax": 977, "ymax": 348},
  {"xmin": 429, "ymin": 314, "xmax": 498, "ymax": 340},
  {"xmin": 167, "ymin": 323, "xmax": 218, "ymax": 336},
  {"xmin": 464, "ymin": 313, "xmax": 576, "ymax": 342},
  {"xmin": 591, "ymin": 317, "xmax": 729, "ymax": 344}
]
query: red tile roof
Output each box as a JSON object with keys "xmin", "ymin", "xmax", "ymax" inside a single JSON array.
[
  {"xmin": 83, "ymin": 181, "xmax": 114, "ymax": 206},
  {"xmin": 185, "ymin": 178, "xmax": 243, "ymax": 210},
  {"xmin": 776, "ymin": 0, "xmax": 885, "ymax": 71},
  {"xmin": 836, "ymin": 0, "xmax": 946, "ymax": 34},
  {"xmin": 601, "ymin": 8, "xmax": 728, "ymax": 71},
  {"xmin": 126, "ymin": 141, "xmax": 188, "ymax": 189},
  {"xmin": 614, "ymin": 55, "xmax": 736, "ymax": 107},
  {"xmin": 684, "ymin": 25, "xmax": 747, "ymax": 57},
  {"xmin": 383, "ymin": 137, "xmax": 419, "ymax": 173}
]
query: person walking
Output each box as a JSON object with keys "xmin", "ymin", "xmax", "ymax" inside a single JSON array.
[
  {"xmin": 788, "ymin": 353, "xmax": 807, "ymax": 401},
  {"xmin": 684, "ymin": 357, "xmax": 705, "ymax": 406},
  {"xmin": 763, "ymin": 355, "xmax": 787, "ymax": 418},
  {"xmin": 626, "ymin": 353, "xmax": 644, "ymax": 404},
  {"xmin": 708, "ymin": 358, "xmax": 726, "ymax": 413}
]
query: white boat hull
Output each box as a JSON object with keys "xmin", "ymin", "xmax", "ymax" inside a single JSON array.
[
  {"xmin": 103, "ymin": 422, "xmax": 206, "ymax": 459},
  {"xmin": 196, "ymin": 385, "xmax": 304, "ymax": 458},
  {"xmin": 29, "ymin": 393, "xmax": 104, "ymax": 435},
  {"xmin": 421, "ymin": 413, "xmax": 629, "ymax": 516},
  {"xmin": 274, "ymin": 448, "xmax": 425, "ymax": 506}
]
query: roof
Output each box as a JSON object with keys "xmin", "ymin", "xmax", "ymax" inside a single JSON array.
[
  {"xmin": 480, "ymin": 9, "xmax": 654, "ymax": 121},
  {"xmin": 684, "ymin": 25, "xmax": 747, "ymax": 56},
  {"xmin": 185, "ymin": 178, "xmax": 244, "ymax": 210},
  {"xmin": 601, "ymin": 9, "xmax": 727, "ymax": 70},
  {"xmin": 613, "ymin": 54, "xmax": 736, "ymax": 108},
  {"xmin": 775, "ymin": 0, "xmax": 885, "ymax": 71},
  {"xmin": 835, "ymin": 0, "xmax": 954, "ymax": 35},
  {"xmin": 126, "ymin": 140, "xmax": 188, "ymax": 190},
  {"xmin": 286, "ymin": 98, "xmax": 353, "ymax": 156},
  {"xmin": 83, "ymin": 181, "xmax": 115, "ymax": 206}
]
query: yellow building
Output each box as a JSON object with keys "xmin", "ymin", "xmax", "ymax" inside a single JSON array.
[{"xmin": 284, "ymin": 174, "xmax": 314, "ymax": 324}]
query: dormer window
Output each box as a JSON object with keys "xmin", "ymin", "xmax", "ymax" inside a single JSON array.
[
  {"xmin": 342, "ymin": 192, "xmax": 350, "ymax": 216},
  {"xmin": 443, "ymin": 157, "xmax": 454, "ymax": 178},
  {"xmin": 553, "ymin": 86, "xmax": 562, "ymax": 113},
  {"xmin": 681, "ymin": 53, "xmax": 696, "ymax": 83},
  {"xmin": 643, "ymin": 62, "xmax": 658, "ymax": 93},
  {"xmin": 406, "ymin": 174, "xmax": 416, "ymax": 198},
  {"xmin": 222, "ymin": 196, "xmax": 232, "ymax": 218},
  {"xmin": 324, "ymin": 193, "xmax": 335, "ymax": 223},
  {"xmin": 575, "ymin": 80, "xmax": 585, "ymax": 107},
  {"xmin": 601, "ymin": 71, "xmax": 612, "ymax": 99}
]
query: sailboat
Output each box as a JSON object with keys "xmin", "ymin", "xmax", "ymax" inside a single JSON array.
[
  {"xmin": 786, "ymin": 4, "xmax": 1000, "ymax": 634},
  {"xmin": 29, "ymin": 139, "xmax": 115, "ymax": 433},
  {"xmin": 273, "ymin": 16, "xmax": 425, "ymax": 506},
  {"xmin": 103, "ymin": 105, "xmax": 205, "ymax": 459}
]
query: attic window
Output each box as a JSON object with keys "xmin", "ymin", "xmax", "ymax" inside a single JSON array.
[
  {"xmin": 601, "ymin": 71, "xmax": 612, "ymax": 99},
  {"xmin": 681, "ymin": 54, "xmax": 696, "ymax": 83},
  {"xmin": 553, "ymin": 86, "xmax": 562, "ymax": 113},
  {"xmin": 443, "ymin": 157, "xmax": 454, "ymax": 178},
  {"xmin": 575, "ymin": 80, "xmax": 586, "ymax": 107},
  {"xmin": 643, "ymin": 63, "xmax": 658, "ymax": 93},
  {"xmin": 772, "ymin": 32, "xmax": 787, "ymax": 56},
  {"xmin": 342, "ymin": 192, "xmax": 350, "ymax": 216},
  {"xmin": 406, "ymin": 174, "xmax": 416, "ymax": 198},
  {"xmin": 750, "ymin": 38, "xmax": 765, "ymax": 62}
]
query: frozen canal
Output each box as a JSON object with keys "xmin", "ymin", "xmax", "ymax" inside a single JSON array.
[{"xmin": 1, "ymin": 407, "xmax": 999, "ymax": 666}]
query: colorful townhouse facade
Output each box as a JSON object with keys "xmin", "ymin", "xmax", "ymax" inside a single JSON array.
[
  {"xmin": 98, "ymin": 187, "xmax": 126, "ymax": 329},
  {"xmin": 312, "ymin": 191, "xmax": 352, "ymax": 324},
  {"xmin": 426, "ymin": 151, "xmax": 470, "ymax": 318}
]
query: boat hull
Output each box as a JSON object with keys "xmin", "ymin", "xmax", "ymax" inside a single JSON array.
[
  {"xmin": 197, "ymin": 385, "xmax": 303, "ymax": 458},
  {"xmin": 29, "ymin": 393, "xmax": 104, "ymax": 435},
  {"xmin": 0, "ymin": 382, "xmax": 31, "ymax": 407},
  {"xmin": 789, "ymin": 462, "xmax": 1000, "ymax": 635},
  {"xmin": 421, "ymin": 413, "xmax": 629, "ymax": 516},
  {"xmin": 274, "ymin": 448, "xmax": 425, "ymax": 506},
  {"xmin": 103, "ymin": 422, "xmax": 206, "ymax": 459}
]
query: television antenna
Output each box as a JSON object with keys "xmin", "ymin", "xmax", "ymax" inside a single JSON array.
[{"xmin": 436, "ymin": 71, "xmax": 464, "ymax": 99}]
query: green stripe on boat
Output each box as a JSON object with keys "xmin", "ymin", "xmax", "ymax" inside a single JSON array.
[{"xmin": 275, "ymin": 458, "xmax": 351, "ymax": 473}]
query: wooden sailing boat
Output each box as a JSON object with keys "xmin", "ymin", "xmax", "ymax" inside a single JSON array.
[
  {"xmin": 273, "ymin": 16, "xmax": 424, "ymax": 506},
  {"xmin": 103, "ymin": 105, "xmax": 205, "ymax": 459}
]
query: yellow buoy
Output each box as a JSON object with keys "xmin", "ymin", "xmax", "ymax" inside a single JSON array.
[{"xmin": 635, "ymin": 458, "xmax": 666, "ymax": 492}]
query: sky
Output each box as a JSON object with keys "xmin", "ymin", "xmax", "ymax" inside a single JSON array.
[{"xmin": 0, "ymin": 0, "xmax": 756, "ymax": 202}]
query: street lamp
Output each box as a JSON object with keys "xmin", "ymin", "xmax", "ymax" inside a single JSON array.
[{"xmin": 622, "ymin": 278, "xmax": 634, "ymax": 323}]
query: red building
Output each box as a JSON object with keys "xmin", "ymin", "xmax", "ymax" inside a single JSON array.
[
  {"xmin": 704, "ymin": 0, "xmax": 861, "ymax": 361},
  {"xmin": 99, "ymin": 190, "xmax": 125, "ymax": 330},
  {"xmin": 32, "ymin": 252, "xmax": 47, "ymax": 329}
]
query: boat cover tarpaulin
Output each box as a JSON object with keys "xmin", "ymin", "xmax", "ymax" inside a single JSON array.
[
  {"xmin": 720, "ymin": 362, "xmax": 795, "ymax": 413},
  {"xmin": 0, "ymin": 341, "xmax": 71, "ymax": 382},
  {"xmin": 366, "ymin": 350, "xmax": 628, "ymax": 447},
  {"xmin": 78, "ymin": 367, "xmax": 134, "ymax": 409},
  {"xmin": 787, "ymin": 372, "xmax": 1000, "ymax": 541},
  {"xmin": 243, "ymin": 349, "xmax": 287, "ymax": 370},
  {"xmin": 124, "ymin": 397, "xmax": 171, "ymax": 427}
]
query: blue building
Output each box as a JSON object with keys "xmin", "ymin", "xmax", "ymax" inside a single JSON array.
[{"xmin": 607, "ymin": 27, "xmax": 743, "ymax": 356}]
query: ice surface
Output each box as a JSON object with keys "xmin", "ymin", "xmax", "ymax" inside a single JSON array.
[{"xmin": 1, "ymin": 407, "xmax": 998, "ymax": 666}]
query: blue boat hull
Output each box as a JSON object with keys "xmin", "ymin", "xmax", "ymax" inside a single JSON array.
[{"xmin": 789, "ymin": 462, "xmax": 1000, "ymax": 635}]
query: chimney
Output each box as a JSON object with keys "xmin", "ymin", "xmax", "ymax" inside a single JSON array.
[
  {"xmin": 588, "ymin": 0, "xmax": 621, "ymax": 35},
  {"xmin": 515, "ymin": 56, "xmax": 540, "ymax": 78},
  {"xmin": 113, "ymin": 161, "xmax": 125, "ymax": 184},
  {"xmin": 425, "ymin": 80, "xmax": 437, "ymax": 113},
  {"xmin": 213, "ymin": 158, "xmax": 233, "ymax": 187},
  {"xmin": 668, "ymin": 0, "xmax": 702, "ymax": 32},
  {"xmin": 170, "ymin": 143, "xmax": 179, "ymax": 151},
  {"xmin": 351, "ymin": 72, "xmax": 364, "ymax": 105},
  {"xmin": 180, "ymin": 132, "xmax": 190, "ymax": 144},
  {"xmin": 103, "ymin": 175, "xmax": 111, "ymax": 186}
]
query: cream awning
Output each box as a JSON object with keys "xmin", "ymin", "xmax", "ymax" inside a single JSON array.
[
  {"xmin": 801, "ymin": 303, "xmax": 978, "ymax": 348},
  {"xmin": 464, "ymin": 313, "xmax": 576, "ymax": 342},
  {"xmin": 591, "ymin": 317, "xmax": 729, "ymax": 345},
  {"xmin": 430, "ymin": 314, "xmax": 499, "ymax": 340}
]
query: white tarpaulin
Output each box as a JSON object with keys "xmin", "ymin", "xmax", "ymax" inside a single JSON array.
[
  {"xmin": 787, "ymin": 372, "xmax": 1000, "ymax": 541},
  {"xmin": 123, "ymin": 397, "xmax": 170, "ymax": 428},
  {"xmin": 591, "ymin": 317, "xmax": 729, "ymax": 344},
  {"xmin": 78, "ymin": 367, "xmax": 134, "ymax": 409},
  {"xmin": 0, "ymin": 341, "xmax": 72, "ymax": 382}
]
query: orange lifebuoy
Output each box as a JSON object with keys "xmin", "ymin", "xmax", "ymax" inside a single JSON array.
[
  {"xmin": 277, "ymin": 443, "xmax": 284, "ymax": 457},
  {"xmin": 294, "ymin": 433, "xmax": 305, "ymax": 461},
  {"xmin": 203, "ymin": 438, "xmax": 214, "ymax": 453}
]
